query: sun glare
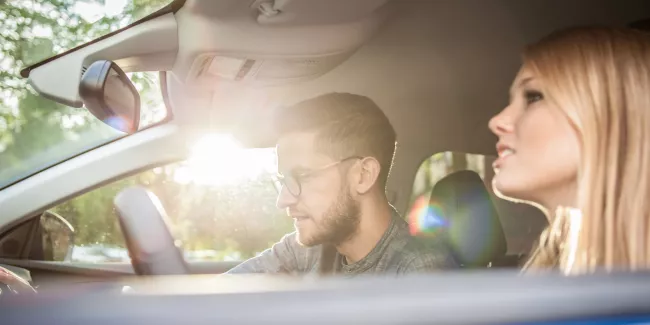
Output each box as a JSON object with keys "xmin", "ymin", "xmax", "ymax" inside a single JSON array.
[{"xmin": 174, "ymin": 134, "xmax": 277, "ymax": 186}]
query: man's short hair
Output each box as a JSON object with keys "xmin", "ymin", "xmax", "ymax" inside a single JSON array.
[{"xmin": 274, "ymin": 92, "xmax": 397, "ymax": 188}]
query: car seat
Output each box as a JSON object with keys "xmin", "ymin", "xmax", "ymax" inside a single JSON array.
[{"xmin": 428, "ymin": 170, "xmax": 507, "ymax": 268}]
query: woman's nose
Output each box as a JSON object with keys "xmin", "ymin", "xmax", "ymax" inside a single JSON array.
[{"xmin": 489, "ymin": 106, "xmax": 515, "ymax": 136}]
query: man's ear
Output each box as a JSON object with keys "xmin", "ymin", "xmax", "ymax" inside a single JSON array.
[{"xmin": 355, "ymin": 157, "xmax": 381, "ymax": 194}]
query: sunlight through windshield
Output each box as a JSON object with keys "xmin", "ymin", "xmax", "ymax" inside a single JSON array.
[{"xmin": 173, "ymin": 134, "xmax": 277, "ymax": 187}]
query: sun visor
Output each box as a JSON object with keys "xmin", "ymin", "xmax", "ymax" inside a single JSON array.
[{"xmin": 178, "ymin": 0, "xmax": 393, "ymax": 88}]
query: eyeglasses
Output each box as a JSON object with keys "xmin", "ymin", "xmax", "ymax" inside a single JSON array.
[{"xmin": 272, "ymin": 156, "xmax": 363, "ymax": 198}]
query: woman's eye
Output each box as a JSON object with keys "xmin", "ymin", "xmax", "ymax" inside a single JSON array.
[{"xmin": 524, "ymin": 89, "xmax": 544, "ymax": 105}]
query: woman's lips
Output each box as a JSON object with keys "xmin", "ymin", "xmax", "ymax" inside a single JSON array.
[{"xmin": 493, "ymin": 147, "xmax": 515, "ymax": 169}]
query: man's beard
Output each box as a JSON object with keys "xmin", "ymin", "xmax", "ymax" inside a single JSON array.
[{"xmin": 297, "ymin": 187, "xmax": 361, "ymax": 247}]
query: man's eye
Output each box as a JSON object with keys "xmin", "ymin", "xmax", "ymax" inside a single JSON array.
[{"xmin": 524, "ymin": 89, "xmax": 544, "ymax": 105}]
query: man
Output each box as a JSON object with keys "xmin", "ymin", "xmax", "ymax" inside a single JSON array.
[{"xmin": 227, "ymin": 92, "xmax": 457, "ymax": 276}]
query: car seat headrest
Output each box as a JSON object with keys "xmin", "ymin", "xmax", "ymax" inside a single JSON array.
[{"xmin": 429, "ymin": 170, "xmax": 507, "ymax": 267}]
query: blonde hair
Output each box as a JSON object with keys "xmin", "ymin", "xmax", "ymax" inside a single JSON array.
[{"xmin": 521, "ymin": 26, "xmax": 650, "ymax": 274}]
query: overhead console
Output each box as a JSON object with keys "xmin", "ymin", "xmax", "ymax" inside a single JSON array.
[{"xmin": 175, "ymin": 0, "xmax": 393, "ymax": 88}]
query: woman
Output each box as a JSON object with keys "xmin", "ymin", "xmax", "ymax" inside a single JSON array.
[{"xmin": 488, "ymin": 26, "xmax": 650, "ymax": 274}]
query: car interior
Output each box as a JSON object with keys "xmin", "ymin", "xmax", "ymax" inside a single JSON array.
[{"xmin": 2, "ymin": 0, "xmax": 650, "ymax": 322}]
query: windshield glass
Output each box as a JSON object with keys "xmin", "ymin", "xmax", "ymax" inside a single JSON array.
[{"xmin": 0, "ymin": 0, "xmax": 172, "ymax": 189}]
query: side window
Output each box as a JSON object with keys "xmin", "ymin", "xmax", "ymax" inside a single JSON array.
[
  {"xmin": 407, "ymin": 151, "xmax": 546, "ymax": 255},
  {"xmin": 44, "ymin": 146, "xmax": 291, "ymax": 263}
]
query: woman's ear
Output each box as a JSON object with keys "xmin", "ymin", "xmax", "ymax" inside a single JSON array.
[{"xmin": 355, "ymin": 157, "xmax": 381, "ymax": 194}]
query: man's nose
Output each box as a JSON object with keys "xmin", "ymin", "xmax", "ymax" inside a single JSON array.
[{"xmin": 276, "ymin": 186, "xmax": 298, "ymax": 210}]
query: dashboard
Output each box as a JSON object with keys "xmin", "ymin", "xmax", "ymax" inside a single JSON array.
[{"xmin": 1, "ymin": 271, "xmax": 650, "ymax": 324}]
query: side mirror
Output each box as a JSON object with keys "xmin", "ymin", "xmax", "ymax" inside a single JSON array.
[
  {"xmin": 40, "ymin": 211, "xmax": 75, "ymax": 262},
  {"xmin": 79, "ymin": 60, "xmax": 140, "ymax": 134}
]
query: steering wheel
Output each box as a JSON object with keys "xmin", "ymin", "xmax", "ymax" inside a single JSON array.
[{"xmin": 113, "ymin": 186, "xmax": 189, "ymax": 275}]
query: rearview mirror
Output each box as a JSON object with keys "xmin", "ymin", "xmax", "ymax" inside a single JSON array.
[{"xmin": 79, "ymin": 60, "xmax": 140, "ymax": 134}]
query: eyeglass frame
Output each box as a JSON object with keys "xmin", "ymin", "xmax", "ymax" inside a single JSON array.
[{"xmin": 272, "ymin": 156, "xmax": 364, "ymax": 198}]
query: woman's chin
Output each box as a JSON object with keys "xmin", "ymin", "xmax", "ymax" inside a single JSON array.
[
  {"xmin": 492, "ymin": 175, "xmax": 524, "ymax": 201},
  {"xmin": 493, "ymin": 176, "xmax": 542, "ymax": 208}
]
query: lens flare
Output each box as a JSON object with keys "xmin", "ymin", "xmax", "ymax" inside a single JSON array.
[
  {"xmin": 103, "ymin": 116, "xmax": 129, "ymax": 132},
  {"xmin": 408, "ymin": 186, "xmax": 505, "ymax": 265},
  {"xmin": 408, "ymin": 195, "xmax": 448, "ymax": 236}
]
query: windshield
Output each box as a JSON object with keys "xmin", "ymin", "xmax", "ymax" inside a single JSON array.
[{"xmin": 0, "ymin": 0, "xmax": 172, "ymax": 189}]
